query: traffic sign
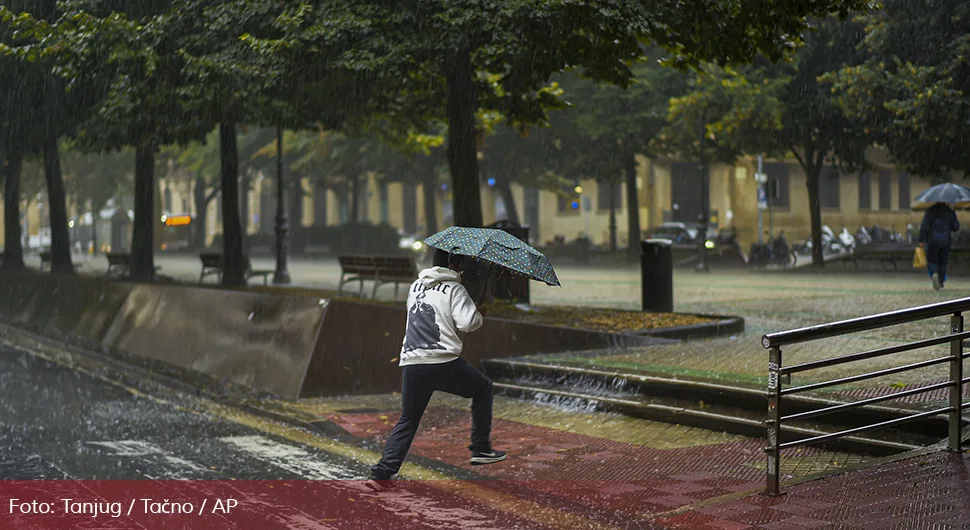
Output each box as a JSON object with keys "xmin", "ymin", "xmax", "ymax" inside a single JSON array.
[{"xmin": 758, "ymin": 187, "xmax": 768, "ymax": 210}]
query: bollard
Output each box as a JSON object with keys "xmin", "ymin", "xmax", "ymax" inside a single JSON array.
[{"xmin": 641, "ymin": 239, "xmax": 673, "ymax": 312}]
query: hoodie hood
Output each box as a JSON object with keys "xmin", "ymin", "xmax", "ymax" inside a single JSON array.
[{"xmin": 417, "ymin": 266, "xmax": 461, "ymax": 288}]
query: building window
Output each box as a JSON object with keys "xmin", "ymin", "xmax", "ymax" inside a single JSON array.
[
  {"xmin": 820, "ymin": 169, "xmax": 840, "ymax": 209},
  {"xmin": 764, "ymin": 163, "xmax": 790, "ymax": 208},
  {"xmin": 596, "ymin": 180, "xmax": 622, "ymax": 211},
  {"xmin": 557, "ymin": 185, "xmax": 581, "ymax": 214},
  {"xmin": 402, "ymin": 183, "xmax": 417, "ymax": 234},
  {"xmin": 878, "ymin": 169, "xmax": 892, "ymax": 210},
  {"xmin": 898, "ymin": 171, "xmax": 911, "ymax": 210},
  {"xmin": 858, "ymin": 170, "xmax": 871, "ymax": 210},
  {"xmin": 524, "ymin": 187, "xmax": 540, "ymax": 243},
  {"xmin": 379, "ymin": 181, "xmax": 389, "ymax": 224}
]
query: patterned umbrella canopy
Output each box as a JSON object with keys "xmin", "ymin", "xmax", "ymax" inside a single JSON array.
[{"xmin": 424, "ymin": 226, "xmax": 561, "ymax": 287}]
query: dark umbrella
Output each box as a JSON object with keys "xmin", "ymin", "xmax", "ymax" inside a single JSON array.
[
  {"xmin": 424, "ymin": 226, "xmax": 561, "ymax": 301},
  {"xmin": 912, "ymin": 183, "xmax": 970, "ymax": 211}
]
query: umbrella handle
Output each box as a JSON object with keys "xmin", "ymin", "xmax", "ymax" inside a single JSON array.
[{"xmin": 479, "ymin": 263, "xmax": 493, "ymax": 304}]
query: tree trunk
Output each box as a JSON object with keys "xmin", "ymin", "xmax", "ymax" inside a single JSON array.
[
  {"xmin": 496, "ymin": 176, "xmax": 520, "ymax": 225},
  {"xmin": 129, "ymin": 146, "xmax": 156, "ymax": 281},
  {"xmin": 313, "ymin": 182, "xmax": 328, "ymax": 227},
  {"xmin": 240, "ymin": 174, "xmax": 250, "ymax": 237},
  {"xmin": 219, "ymin": 120, "xmax": 246, "ymax": 286},
  {"xmin": 421, "ymin": 172, "xmax": 439, "ymax": 237},
  {"xmin": 446, "ymin": 46, "xmax": 483, "ymax": 228},
  {"xmin": 349, "ymin": 173, "xmax": 361, "ymax": 224},
  {"xmin": 792, "ymin": 147, "xmax": 825, "ymax": 268},
  {"xmin": 193, "ymin": 176, "xmax": 208, "ymax": 249},
  {"xmin": 43, "ymin": 135, "xmax": 73, "ymax": 274},
  {"xmin": 806, "ymin": 161, "xmax": 824, "ymax": 268},
  {"xmin": 91, "ymin": 211, "xmax": 98, "ymax": 255},
  {"xmin": 2, "ymin": 150, "xmax": 25, "ymax": 270},
  {"xmin": 608, "ymin": 180, "xmax": 618, "ymax": 253},
  {"xmin": 623, "ymin": 145, "xmax": 641, "ymax": 260}
]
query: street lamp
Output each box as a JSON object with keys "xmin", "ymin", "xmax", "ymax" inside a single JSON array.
[{"xmin": 273, "ymin": 124, "xmax": 291, "ymax": 285}]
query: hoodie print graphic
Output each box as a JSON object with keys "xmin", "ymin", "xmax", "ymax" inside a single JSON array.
[{"xmin": 403, "ymin": 291, "xmax": 445, "ymax": 353}]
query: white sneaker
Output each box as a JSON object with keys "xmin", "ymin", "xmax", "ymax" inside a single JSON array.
[{"xmin": 933, "ymin": 273, "xmax": 942, "ymax": 291}]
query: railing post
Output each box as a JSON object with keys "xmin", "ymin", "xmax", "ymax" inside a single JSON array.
[
  {"xmin": 949, "ymin": 312, "xmax": 964, "ymax": 452},
  {"xmin": 765, "ymin": 345, "xmax": 783, "ymax": 496}
]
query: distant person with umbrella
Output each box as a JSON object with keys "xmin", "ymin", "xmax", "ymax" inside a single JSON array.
[
  {"xmin": 914, "ymin": 183, "xmax": 968, "ymax": 290},
  {"xmin": 365, "ymin": 227, "xmax": 560, "ymax": 492}
]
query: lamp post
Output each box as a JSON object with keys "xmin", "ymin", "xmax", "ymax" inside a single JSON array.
[{"xmin": 273, "ymin": 124, "xmax": 291, "ymax": 285}]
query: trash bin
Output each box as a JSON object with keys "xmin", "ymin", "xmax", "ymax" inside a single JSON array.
[
  {"xmin": 485, "ymin": 220, "xmax": 531, "ymax": 304},
  {"xmin": 641, "ymin": 239, "xmax": 673, "ymax": 312}
]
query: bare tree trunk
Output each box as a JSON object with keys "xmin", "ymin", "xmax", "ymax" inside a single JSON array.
[
  {"xmin": 193, "ymin": 176, "xmax": 208, "ymax": 249},
  {"xmin": 129, "ymin": 146, "xmax": 156, "ymax": 281},
  {"xmin": 447, "ymin": 46, "xmax": 483, "ymax": 228},
  {"xmin": 219, "ymin": 120, "xmax": 246, "ymax": 286},
  {"xmin": 806, "ymin": 161, "xmax": 824, "ymax": 268},
  {"xmin": 43, "ymin": 134, "xmax": 73, "ymax": 273},
  {"xmin": 608, "ymin": 180, "xmax": 618, "ymax": 252},
  {"xmin": 792, "ymin": 146, "xmax": 825, "ymax": 268},
  {"xmin": 623, "ymin": 144, "xmax": 640, "ymax": 260},
  {"xmin": 2, "ymin": 150, "xmax": 25, "ymax": 270}
]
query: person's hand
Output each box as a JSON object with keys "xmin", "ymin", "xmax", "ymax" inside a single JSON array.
[{"xmin": 476, "ymin": 303, "xmax": 487, "ymax": 316}]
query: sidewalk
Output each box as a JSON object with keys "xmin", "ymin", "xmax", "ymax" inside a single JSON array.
[
  {"xmin": 254, "ymin": 392, "xmax": 870, "ymax": 526},
  {"xmin": 657, "ymin": 449, "xmax": 970, "ymax": 529}
]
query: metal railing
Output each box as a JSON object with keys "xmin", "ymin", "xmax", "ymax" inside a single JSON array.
[{"xmin": 761, "ymin": 296, "xmax": 970, "ymax": 495}]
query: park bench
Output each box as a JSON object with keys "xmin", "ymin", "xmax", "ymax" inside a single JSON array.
[
  {"xmin": 39, "ymin": 250, "xmax": 51, "ymax": 271},
  {"xmin": 843, "ymin": 246, "xmax": 915, "ymax": 272},
  {"xmin": 337, "ymin": 255, "xmax": 417, "ymax": 299},
  {"xmin": 105, "ymin": 252, "xmax": 162, "ymax": 278},
  {"xmin": 198, "ymin": 252, "xmax": 273, "ymax": 285},
  {"xmin": 303, "ymin": 244, "xmax": 331, "ymax": 258}
]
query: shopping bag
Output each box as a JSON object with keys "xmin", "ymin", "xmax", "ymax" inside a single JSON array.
[{"xmin": 913, "ymin": 247, "xmax": 928, "ymax": 269}]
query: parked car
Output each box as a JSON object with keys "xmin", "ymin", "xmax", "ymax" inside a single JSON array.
[{"xmin": 647, "ymin": 222, "xmax": 699, "ymax": 244}]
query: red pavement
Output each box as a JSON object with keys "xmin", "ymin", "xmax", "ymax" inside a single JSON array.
[
  {"xmin": 327, "ymin": 407, "xmax": 970, "ymax": 529},
  {"xmin": 327, "ymin": 406, "xmax": 829, "ymax": 527},
  {"xmin": 657, "ymin": 451, "xmax": 970, "ymax": 529}
]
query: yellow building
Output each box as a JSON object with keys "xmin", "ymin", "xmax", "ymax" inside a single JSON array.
[{"xmin": 3, "ymin": 151, "xmax": 938, "ymax": 255}]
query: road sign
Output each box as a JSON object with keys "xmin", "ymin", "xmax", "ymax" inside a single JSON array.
[{"xmin": 758, "ymin": 187, "xmax": 768, "ymax": 211}]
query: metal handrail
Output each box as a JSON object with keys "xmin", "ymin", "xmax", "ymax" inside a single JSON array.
[
  {"xmin": 762, "ymin": 296, "xmax": 970, "ymax": 349},
  {"xmin": 762, "ymin": 298, "xmax": 966, "ymax": 496}
]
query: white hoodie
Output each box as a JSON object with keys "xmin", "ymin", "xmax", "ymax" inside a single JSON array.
[{"xmin": 399, "ymin": 266, "xmax": 483, "ymax": 366}]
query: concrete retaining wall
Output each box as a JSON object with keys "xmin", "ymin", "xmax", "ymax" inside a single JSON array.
[{"xmin": 0, "ymin": 271, "xmax": 664, "ymax": 398}]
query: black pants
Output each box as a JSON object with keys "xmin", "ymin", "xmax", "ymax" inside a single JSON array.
[
  {"xmin": 927, "ymin": 245, "xmax": 951, "ymax": 283},
  {"xmin": 370, "ymin": 358, "xmax": 493, "ymax": 480}
]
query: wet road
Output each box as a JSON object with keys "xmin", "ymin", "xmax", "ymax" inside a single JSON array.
[
  {"xmin": 0, "ymin": 345, "xmax": 368, "ymax": 481},
  {"xmin": 0, "ymin": 345, "xmax": 605, "ymax": 529}
]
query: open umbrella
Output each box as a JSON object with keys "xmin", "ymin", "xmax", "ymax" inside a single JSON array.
[
  {"xmin": 912, "ymin": 183, "xmax": 970, "ymax": 211},
  {"xmin": 424, "ymin": 226, "xmax": 560, "ymax": 301}
]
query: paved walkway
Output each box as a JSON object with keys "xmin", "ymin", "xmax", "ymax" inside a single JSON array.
[
  {"xmin": 657, "ymin": 450, "xmax": 970, "ymax": 529},
  {"xmin": 257, "ymin": 393, "xmax": 970, "ymax": 529}
]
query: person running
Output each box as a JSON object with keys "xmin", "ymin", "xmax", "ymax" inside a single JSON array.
[
  {"xmin": 366, "ymin": 250, "xmax": 507, "ymax": 491},
  {"xmin": 919, "ymin": 202, "xmax": 960, "ymax": 290}
]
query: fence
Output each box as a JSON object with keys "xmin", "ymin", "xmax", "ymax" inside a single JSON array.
[{"xmin": 761, "ymin": 297, "xmax": 970, "ymax": 495}]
